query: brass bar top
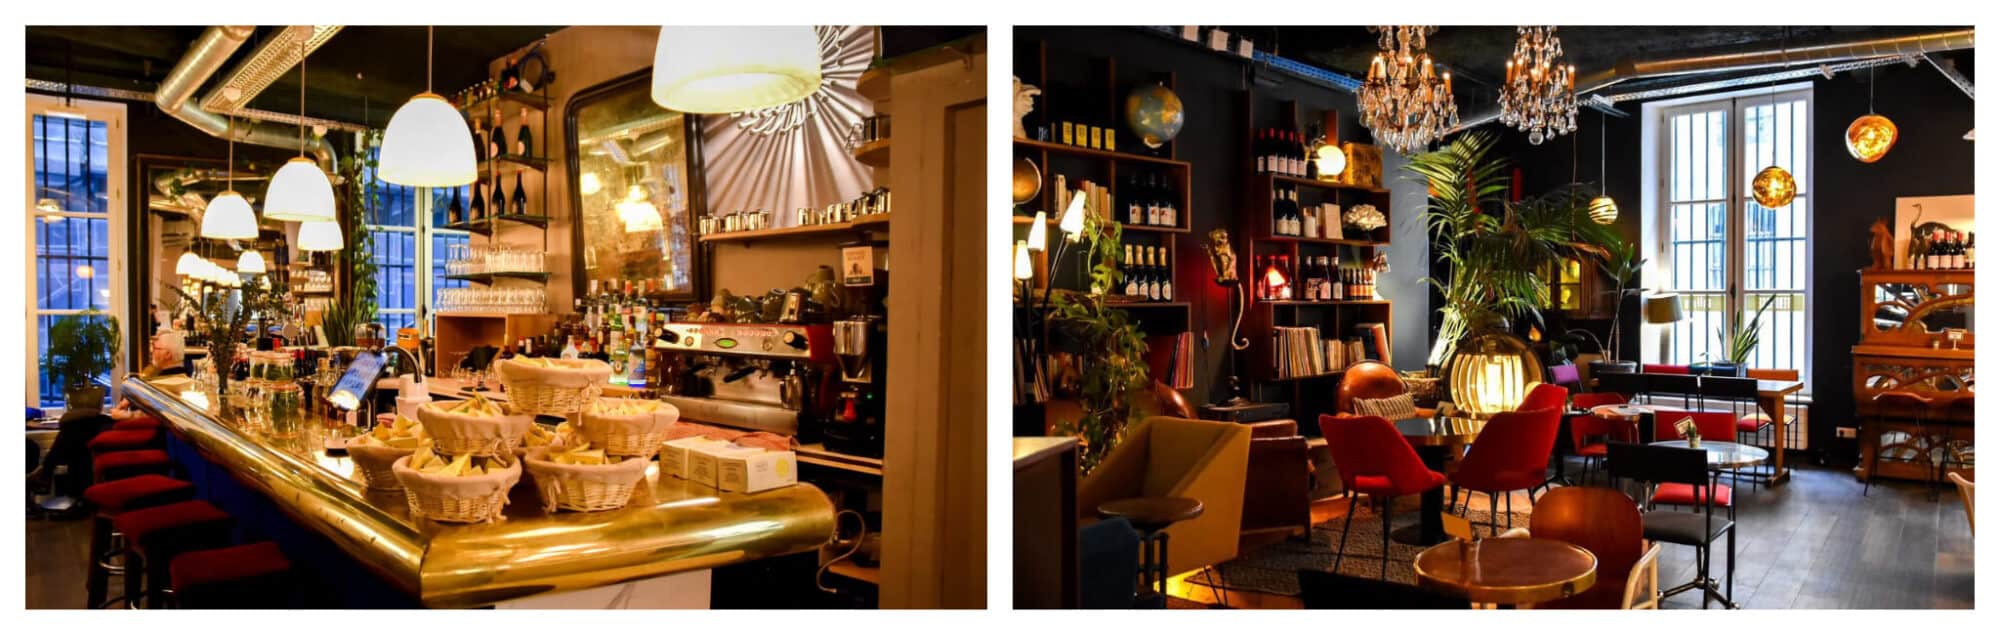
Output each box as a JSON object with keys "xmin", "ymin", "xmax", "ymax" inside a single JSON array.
[{"xmin": 121, "ymin": 377, "xmax": 838, "ymax": 608}]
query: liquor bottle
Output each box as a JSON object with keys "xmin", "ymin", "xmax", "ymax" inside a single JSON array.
[
  {"xmin": 1123, "ymin": 244, "xmax": 1140, "ymax": 297},
  {"xmin": 1161, "ymin": 179, "xmax": 1177, "ymax": 228},
  {"xmin": 468, "ymin": 181, "xmax": 487, "ymax": 220},
  {"xmin": 626, "ymin": 335, "xmax": 648, "ymax": 390},
  {"xmin": 1159, "ymin": 248, "xmax": 1173, "ymax": 301},
  {"xmin": 510, "ymin": 173, "xmax": 528, "ymax": 217},
  {"xmin": 561, "ymin": 335, "xmax": 579, "ymax": 360},
  {"xmin": 490, "ymin": 175, "xmax": 508, "ymax": 217},
  {"xmin": 447, "ymin": 185, "xmax": 464, "ymax": 224},
  {"xmin": 1929, "ymin": 229, "xmax": 1945, "ymax": 269},
  {"xmin": 1966, "ymin": 233, "xmax": 1976, "ymax": 269},
  {"xmin": 514, "ymin": 107, "xmax": 533, "ymax": 157},
  {"xmin": 1954, "ymin": 232, "xmax": 1968, "ymax": 269},
  {"xmin": 1146, "ymin": 247, "xmax": 1161, "ymax": 301},
  {"xmin": 608, "ymin": 318, "xmax": 628, "ymax": 387},
  {"xmin": 486, "ymin": 109, "xmax": 504, "ymax": 159},
  {"xmin": 1255, "ymin": 130, "xmax": 1268, "ymax": 174},
  {"xmin": 1144, "ymin": 175, "xmax": 1160, "ymax": 226},
  {"xmin": 472, "ymin": 115, "xmax": 487, "ymax": 164},
  {"xmin": 1125, "ymin": 175, "xmax": 1143, "ymax": 226}
]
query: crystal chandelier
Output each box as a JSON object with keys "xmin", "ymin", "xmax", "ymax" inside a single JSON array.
[
  {"xmin": 1358, "ymin": 26, "xmax": 1458, "ymax": 154},
  {"xmin": 1498, "ymin": 26, "xmax": 1577, "ymax": 145}
]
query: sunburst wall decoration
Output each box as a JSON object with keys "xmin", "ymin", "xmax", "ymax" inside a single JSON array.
[{"xmin": 701, "ymin": 25, "xmax": 879, "ymax": 221}]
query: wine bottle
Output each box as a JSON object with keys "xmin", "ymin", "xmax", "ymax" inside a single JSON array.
[
  {"xmin": 510, "ymin": 173, "xmax": 528, "ymax": 217},
  {"xmin": 447, "ymin": 186, "xmax": 464, "ymax": 224},
  {"xmin": 1125, "ymin": 175, "xmax": 1143, "ymax": 226},
  {"xmin": 486, "ymin": 109, "xmax": 503, "ymax": 159},
  {"xmin": 1123, "ymin": 244, "xmax": 1140, "ymax": 297},
  {"xmin": 515, "ymin": 107, "xmax": 533, "ymax": 157},
  {"xmin": 1160, "ymin": 248, "xmax": 1173, "ymax": 301},
  {"xmin": 490, "ymin": 175, "xmax": 508, "ymax": 217},
  {"xmin": 469, "ymin": 182, "xmax": 487, "ymax": 220},
  {"xmin": 1966, "ymin": 233, "xmax": 1976, "ymax": 269}
]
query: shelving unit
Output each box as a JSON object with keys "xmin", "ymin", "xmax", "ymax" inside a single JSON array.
[
  {"xmin": 449, "ymin": 76, "xmax": 554, "ymax": 300},
  {"xmin": 698, "ymin": 213, "xmax": 892, "ymax": 245}
]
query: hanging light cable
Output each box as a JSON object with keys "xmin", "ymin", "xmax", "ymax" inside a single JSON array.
[
  {"xmin": 1846, "ymin": 64, "xmax": 1899, "ymax": 163},
  {"xmin": 380, "ymin": 26, "xmax": 478, "ymax": 186},
  {"xmin": 1751, "ymin": 27, "xmax": 1799, "ymax": 209},
  {"xmin": 200, "ymin": 114, "xmax": 259, "ymax": 238},
  {"xmin": 1589, "ymin": 110, "xmax": 1619, "ymax": 224},
  {"xmin": 264, "ymin": 29, "xmax": 338, "ymax": 222}
]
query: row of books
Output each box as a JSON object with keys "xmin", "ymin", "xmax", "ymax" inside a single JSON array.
[{"xmin": 1270, "ymin": 322, "xmax": 1391, "ymax": 379}]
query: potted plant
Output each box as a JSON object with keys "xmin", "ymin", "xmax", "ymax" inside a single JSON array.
[
  {"xmin": 1696, "ymin": 294, "xmax": 1779, "ymax": 377},
  {"xmin": 1042, "ymin": 203, "xmax": 1153, "ymax": 474},
  {"xmin": 42, "ymin": 311, "xmax": 121, "ymax": 410},
  {"xmin": 1586, "ymin": 236, "xmax": 1646, "ymax": 377}
]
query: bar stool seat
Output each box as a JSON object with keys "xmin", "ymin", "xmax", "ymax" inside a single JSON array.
[
  {"xmin": 113, "ymin": 500, "xmax": 234, "ymax": 608},
  {"xmin": 171, "ymin": 541, "xmax": 292, "ymax": 609},
  {"xmin": 112, "ymin": 416, "xmax": 165, "ymax": 432},
  {"xmin": 82, "ymin": 476, "xmax": 197, "ymax": 609},
  {"xmin": 94, "ymin": 449, "xmax": 173, "ymax": 482},
  {"xmin": 88, "ymin": 429, "xmax": 161, "ymax": 455}
]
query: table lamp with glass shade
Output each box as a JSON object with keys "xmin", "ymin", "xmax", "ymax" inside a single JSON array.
[
  {"xmin": 1448, "ymin": 331, "xmax": 1544, "ymax": 417},
  {"xmin": 651, "ymin": 26, "xmax": 822, "ymax": 114},
  {"xmin": 1644, "ymin": 294, "xmax": 1685, "ymax": 363}
]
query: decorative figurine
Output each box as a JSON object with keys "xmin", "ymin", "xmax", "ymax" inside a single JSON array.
[
  {"xmin": 1012, "ymin": 76, "xmax": 1042, "ymax": 140},
  {"xmin": 1203, "ymin": 229, "xmax": 1239, "ymax": 286},
  {"xmin": 1906, "ymin": 204, "xmax": 1931, "ymax": 270},
  {"xmin": 1869, "ymin": 217, "xmax": 1896, "ymax": 270}
]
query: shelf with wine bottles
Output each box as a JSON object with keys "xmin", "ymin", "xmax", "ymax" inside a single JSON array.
[
  {"xmin": 1266, "ymin": 173, "xmax": 1389, "ymax": 195},
  {"xmin": 443, "ymin": 213, "xmax": 552, "ymax": 236},
  {"xmin": 443, "ymin": 271, "xmax": 552, "ymax": 284},
  {"xmin": 455, "ymin": 90, "xmax": 550, "ymax": 116},
  {"xmin": 479, "ymin": 154, "xmax": 549, "ymax": 175}
]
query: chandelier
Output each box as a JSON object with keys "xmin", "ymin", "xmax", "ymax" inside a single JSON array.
[
  {"xmin": 1498, "ymin": 26, "xmax": 1577, "ymax": 145},
  {"xmin": 1359, "ymin": 26, "xmax": 1458, "ymax": 154}
]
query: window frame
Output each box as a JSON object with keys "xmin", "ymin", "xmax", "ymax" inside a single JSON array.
[
  {"xmin": 1644, "ymin": 84, "xmax": 1815, "ymax": 389},
  {"xmin": 25, "ymin": 94, "xmax": 127, "ymax": 410},
  {"xmin": 360, "ymin": 145, "xmax": 470, "ymax": 346}
]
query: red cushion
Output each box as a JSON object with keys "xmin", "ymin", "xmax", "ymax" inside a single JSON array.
[
  {"xmin": 1453, "ymin": 468, "xmax": 1547, "ymax": 492},
  {"xmin": 84, "ymin": 475, "xmax": 195, "ymax": 515},
  {"xmin": 112, "ymin": 500, "xmax": 232, "ymax": 550},
  {"xmin": 93, "ymin": 449, "xmax": 173, "ymax": 480},
  {"xmin": 88, "ymin": 428, "xmax": 160, "ymax": 454},
  {"xmin": 1653, "ymin": 483, "xmax": 1732, "ymax": 507},
  {"xmin": 172, "ymin": 541, "xmax": 290, "ymax": 589},
  {"xmin": 1642, "ymin": 364, "xmax": 1691, "ymax": 375},
  {"xmin": 1575, "ymin": 443, "xmax": 1608, "ymax": 457},
  {"xmin": 1349, "ymin": 469, "xmax": 1446, "ymax": 498},
  {"xmin": 112, "ymin": 416, "xmax": 164, "ymax": 431}
]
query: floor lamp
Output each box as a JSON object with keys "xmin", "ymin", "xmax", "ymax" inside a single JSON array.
[{"xmin": 1644, "ymin": 294, "xmax": 1685, "ymax": 366}]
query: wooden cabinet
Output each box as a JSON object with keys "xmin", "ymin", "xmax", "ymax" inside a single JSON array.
[{"xmin": 1851, "ymin": 269, "xmax": 1974, "ymax": 482}]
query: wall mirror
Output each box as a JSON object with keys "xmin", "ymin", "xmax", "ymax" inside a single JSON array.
[{"xmin": 566, "ymin": 69, "xmax": 707, "ymax": 302}]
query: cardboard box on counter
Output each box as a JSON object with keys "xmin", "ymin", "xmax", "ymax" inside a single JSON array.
[
  {"xmin": 717, "ymin": 449, "xmax": 798, "ymax": 493},
  {"xmin": 687, "ymin": 444, "xmax": 764, "ymax": 488},
  {"xmin": 661, "ymin": 437, "xmax": 732, "ymax": 479}
]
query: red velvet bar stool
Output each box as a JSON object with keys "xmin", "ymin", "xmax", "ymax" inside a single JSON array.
[
  {"xmin": 82, "ymin": 475, "xmax": 197, "ymax": 608},
  {"xmin": 94, "ymin": 449, "xmax": 174, "ymax": 483},
  {"xmin": 171, "ymin": 541, "xmax": 293, "ymax": 609},
  {"xmin": 112, "ymin": 500, "xmax": 234, "ymax": 609},
  {"xmin": 111, "ymin": 416, "xmax": 166, "ymax": 432},
  {"xmin": 88, "ymin": 427, "xmax": 162, "ymax": 455}
]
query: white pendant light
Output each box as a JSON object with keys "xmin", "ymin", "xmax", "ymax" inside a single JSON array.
[
  {"xmin": 200, "ymin": 115, "xmax": 260, "ymax": 239},
  {"xmin": 379, "ymin": 27, "xmax": 477, "ymax": 187},
  {"xmin": 237, "ymin": 249, "xmax": 266, "ymax": 274},
  {"xmin": 1057, "ymin": 189, "xmax": 1086, "ymax": 239},
  {"xmin": 176, "ymin": 251, "xmax": 203, "ymax": 277},
  {"xmin": 298, "ymin": 219, "xmax": 345, "ymax": 252},
  {"xmin": 263, "ymin": 33, "xmax": 337, "ymax": 222},
  {"xmin": 651, "ymin": 26, "xmax": 822, "ymax": 114},
  {"xmin": 1027, "ymin": 211, "xmax": 1049, "ymax": 252}
]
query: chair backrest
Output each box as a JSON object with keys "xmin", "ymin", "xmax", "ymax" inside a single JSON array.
[
  {"xmin": 1318, "ymin": 414, "xmax": 1433, "ymax": 495},
  {"xmin": 1649, "ymin": 410, "xmax": 1738, "ymax": 443},
  {"xmin": 1571, "ymin": 391, "xmax": 1628, "ymax": 410},
  {"xmin": 1948, "ymin": 473, "xmax": 1974, "ymax": 534},
  {"xmin": 1529, "ymin": 486, "xmax": 1646, "ymax": 609},
  {"xmin": 1296, "ymin": 569, "xmax": 1467, "ymax": 609},
  {"xmin": 1150, "ymin": 380, "xmax": 1196, "ymax": 419},
  {"xmin": 1699, "ymin": 376, "xmax": 1761, "ymax": 401},
  {"xmin": 1605, "ymin": 442, "xmax": 1709, "ymax": 488},
  {"xmin": 1594, "ymin": 372, "xmax": 1647, "ymax": 398},
  {"xmin": 1335, "ymin": 361, "xmax": 1408, "ymax": 414},
  {"xmin": 1457, "ymin": 408, "xmax": 1562, "ymax": 479},
  {"xmin": 1642, "ymin": 364, "xmax": 1690, "ymax": 375},
  {"xmin": 1519, "ymin": 383, "xmax": 1570, "ymax": 414}
]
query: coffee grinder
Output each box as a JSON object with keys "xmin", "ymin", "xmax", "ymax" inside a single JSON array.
[{"xmin": 827, "ymin": 317, "xmax": 885, "ymax": 457}]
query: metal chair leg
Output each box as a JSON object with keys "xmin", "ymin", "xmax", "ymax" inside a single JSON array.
[
  {"xmin": 1504, "ymin": 491, "xmax": 1514, "ymax": 528},
  {"xmin": 1379, "ymin": 499, "xmax": 1392, "ymax": 580},
  {"xmin": 1334, "ymin": 496, "xmax": 1357, "ymax": 574},
  {"xmin": 1726, "ymin": 525, "xmax": 1737, "ymax": 607}
]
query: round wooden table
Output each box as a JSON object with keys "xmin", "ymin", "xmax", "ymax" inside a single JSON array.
[
  {"xmin": 1413, "ymin": 537, "xmax": 1598, "ymax": 607},
  {"xmin": 1098, "ymin": 497, "xmax": 1204, "ymax": 598}
]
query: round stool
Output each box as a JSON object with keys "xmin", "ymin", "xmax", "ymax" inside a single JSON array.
[
  {"xmin": 88, "ymin": 428, "xmax": 162, "ymax": 455},
  {"xmin": 1098, "ymin": 497, "xmax": 1204, "ymax": 599},
  {"xmin": 112, "ymin": 500, "xmax": 234, "ymax": 609},
  {"xmin": 171, "ymin": 541, "xmax": 293, "ymax": 609},
  {"xmin": 82, "ymin": 475, "xmax": 196, "ymax": 608},
  {"xmin": 93, "ymin": 449, "xmax": 173, "ymax": 483}
]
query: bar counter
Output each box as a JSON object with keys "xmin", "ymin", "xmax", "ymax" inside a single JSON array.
[{"xmin": 120, "ymin": 376, "xmax": 838, "ymax": 608}]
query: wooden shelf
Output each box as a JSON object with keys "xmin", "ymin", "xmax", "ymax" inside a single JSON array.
[
  {"xmin": 825, "ymin": 560, "xmax": 881, "ymax": 586},
  {"xmin": 480, "ymin": 154, "xmax": 548, "ymax": 175},
  {"xmin": 856, "ymin": 67, "xmax": 893, "ymax": 103},
  {"xmin": 1014, "ymin": 138, "xmax": 1188, "ymax": 168},
  {"xmin": 1265, "ymin": 172, "xmax": 1388, "ymax": 194},
  {"xmin": 443, "ymin": 213, "xmax": 551, "ymax": 236},
  {"xmin": 1266, "ymin": 370, "xmax": 1346, "ymax": 382},
  {"xmin": 443, "ymin": 271, "xmax": 551, "ymax": 284},
  {"xmin": 797, "ymin": 442, "xmax": 884, "ymax": 476},
  {"xmin": 1263, "ymin": 299, "xmax": 1389, "ymax": 306},
  {"xmin": 1106, "ymin": 301, "xmax": 1190, "ymax": 309},
  {"xmin": 457, "ymin": 90, "xmax": 551, "ymax": 115},
  {"xmin": 852, "ymin": 138, "xmax": 891, "ymax": 168},
  {"xmin": 699, "ymin": 214, "xmax": 891, "ymax": 244},
  {"xmin": 1260, "ymin": 234, "xmax": 1388, "ymax": 248}
]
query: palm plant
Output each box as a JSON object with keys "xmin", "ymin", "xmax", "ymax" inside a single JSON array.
[
  {"xmin": 1594, "ymin": 236, "xmax": 1647, "ymax": 362},
  {"xmin": 1713, "ymin": 294, "xmax": 1779, "ymax": 366},
  {"xmin": 1405, "ymin": 131, "xmax": 1620, "ymax": 368}
]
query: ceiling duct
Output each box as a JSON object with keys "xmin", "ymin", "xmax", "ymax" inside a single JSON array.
[
  {"xmin": 1450, "ymin": 28, "xmax": 1975, "ymax": 133},
  {"xmin": 154, "ymin": 26, "xmax": 339, "ymax": 174},
  {"xmin": 199, "ymin": 26, "xmax": 342, "ymax": 115}
]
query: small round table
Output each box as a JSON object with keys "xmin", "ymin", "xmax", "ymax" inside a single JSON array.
[
  {"xmin": 1098, "ymin": 497, "xmax": 1204, "ymax": 598},
  {"xmin": 1589, "ymin": 403, "xmax": 1666, "ymax": 443},
  {"xmin": 1413, "ymin": 537, "xmax": 1598, "ymax": 607},
  {"xmin": 1649, "ymin": 439, "xmax": 1770, "ymax": 469}
]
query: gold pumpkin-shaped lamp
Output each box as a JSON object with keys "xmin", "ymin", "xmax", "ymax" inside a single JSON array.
[
  {"xmin": 1448, "ymin": 332, "xmax": 1544, "ymax": 417},
  {"xmin": 1845, "ymin": 114, "xmax": 1898, "ymax": 163},
  {"xmin": 1751, "ymin": 166, "xmax": 1797, "ymax": 208}
]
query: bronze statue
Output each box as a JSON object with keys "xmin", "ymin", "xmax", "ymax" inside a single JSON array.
[
  {"xmin": 1204, "ymin": 228, "xmax": 1239, "ymax": 286},
  {"xmin": 1906, "ymin": 203, "xmax": 1931, "ymax": 269},
  {"xmin": 1869, "ymin": 217, "xmax": 1896, "ymax": 270}
]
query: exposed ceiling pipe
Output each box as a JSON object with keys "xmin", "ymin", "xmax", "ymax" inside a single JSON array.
[
  {"xmin": 1449, "ymin": 29, "xmax": 1976, "ymax": 133},
  {"xmin": 154, "ymin": 26, "xmax": 338, "ymax": 175},
  {"xmin": 199, "ymin": 26, "xmax": 343, "ymax": 115},
  {"xmin": 27, "ymin": 78, "xmax": 368, "ymax": 132}
]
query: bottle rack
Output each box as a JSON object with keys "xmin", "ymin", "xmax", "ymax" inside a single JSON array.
[
  {"xmin": 449, "ymin": 64, "xmax": 553, "ymax": 289},
  {"xmin": 1238, "ymin": 96, "xmax": 1393, "ymax": 391}
]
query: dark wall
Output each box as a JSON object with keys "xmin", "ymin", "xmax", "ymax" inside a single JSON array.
[
  {"xmin": 1016, "ymin": 27, "xmax": 1430, "ymax": 407},
  {"xmin": 1500, "ymin": 52, "xmax": 1975, "ymax": 456}
]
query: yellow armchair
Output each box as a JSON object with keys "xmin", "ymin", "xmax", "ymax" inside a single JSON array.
[{"xmin": 1078, "ymin": 416, "xmax": 1253, "ymax": 577}]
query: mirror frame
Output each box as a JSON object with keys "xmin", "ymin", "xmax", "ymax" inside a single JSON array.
[
  {"xmin": 564, "ymin": 67, "xmax": 709, "ymax": 304},
  {"xmin": 130, "ymin": 153, "xmax": 228, "ymax": 370}
]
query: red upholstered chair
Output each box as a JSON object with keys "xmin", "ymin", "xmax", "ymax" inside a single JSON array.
[
  {"xmin": 1648, "ymin": 411, "xmax": 1741, "ymax": 508},
  {"xmin": 1642, "ymin": 364, "xmax": 1691, "ymax": 375},
  {"xmin": 171, "ymin": 541, "xmax": 293, "ymax": 609},
  {"xmin": 1448, "ymin": 408, "xmax": 1562, "ymax": 536},
  {"xmin": 1568, "ymin": 392, "xmax": 1634, "ymax": 483},
  {"xmin": 113, "ymin": 500, "xmax": 234, "ymax": 609},
  {"xmin": 81, "ymin": 475, "xmax": 196, "ymax": 608},
  {"xmin": 1519, "ymin": 383, "xmax": 1569, "ymax": 414},
  {"xmin": 1319, "ymin": 414, "xmax": 1447, "ymax": 579}
]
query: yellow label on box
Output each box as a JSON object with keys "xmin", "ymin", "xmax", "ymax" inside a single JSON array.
[
  {"xmin": 1061, "ymin": 122, "xmax": 1074, "ymax": 145},
  {"xmin": 1089, "ymin": 126, "xmax": 1103, "ymax": 149}
]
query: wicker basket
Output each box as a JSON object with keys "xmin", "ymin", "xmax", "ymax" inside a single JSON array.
[
  {"xmin": 391, "ymin": 455, "xmax": 522, "ymax": 524},
  {"xmin": 496, "ymin": 358, "xmax": 612, "ymax": 415},
  {"xmin": 347, "ymin": 436, "xmax": 420, "ymax": 491},
  {"xmin": 416, "ymin": 404, "xmax": 534, "ymax": 458},
  {"xmin": 523, "ymin": 447, "xmax": 649, "ymax": 513},
  {"xmin": 577, "ymin": 400, "xmax": 681, "ymax": 459}
]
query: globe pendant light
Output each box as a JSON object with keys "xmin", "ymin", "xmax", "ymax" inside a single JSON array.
[
  {"xmin": 1588, "ymin": 111, "xmax": 1618, "ymax": 224},
  {"xmin": 200, "ymin": 115, "xmax": 259, "ymax": 239},
  {"xmin": 298, "ymin": 219, "xmax": 344, "ymax": 252},
  {"xmin": 379, "ymin": 26, "xmax": 477, "ymax": 186},
  {"xmin": 263, "ymin": 33, "xmax": 337, "ymax": 222},
  {"xmin": 237, "ymin": 249, "xmax": 266, "ymax": 274},
  {"xmin": 651, "ymin": 26, "xmax": 822, "ymax": 114},
  {"xmin": 1845, "ymin": 66, "xmax": 1898, "ymax": 163},
  {"xmin": 1751, "ymin": 31, "xmax": 1797, "ymax": 209}
]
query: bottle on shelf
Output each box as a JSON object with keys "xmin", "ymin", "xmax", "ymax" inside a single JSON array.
[
  {"xmin": 514, "ymin": 107, "xmax": 534, "ymax": 157},
  {"xmin": 1952, "ymin": 231, "xmax": 1967, "ymax": 269},
  {"xmin": 490, "ymin": 174, "xmax": 509, "ymax": 217},
  {"xmin": 510, "ymin": 173, "xmax": 528, "ymax": 217},
  {"xmin": 1125, "ymin": 175, "xmax": 1144, "ymax": 226},
  {"xmin": 485, "ymin": 108, "xmax": 503, "ymax": 159},
  {"xmin": 1159, "ymin": 247, "xmax": 1173, "ymax": 301},
  {"xmin": 1122, "ymin": 244, "xmax": 1140, "ymax": 297},
  {"xmin": 447, "ymin": 185, "xmax": 464, "ymax": 225},
  {"xmin": 468, "ymin": 181, "xmax": 487, "ymax": 221},
  {"xmin": 1966, "ymin": 232, "xmax": 1976, "ymax": 269}
]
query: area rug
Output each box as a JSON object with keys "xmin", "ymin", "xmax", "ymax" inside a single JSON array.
[{"xmin": 1184, "ymin": 507, "xmax": 1532, "ymax": 596}]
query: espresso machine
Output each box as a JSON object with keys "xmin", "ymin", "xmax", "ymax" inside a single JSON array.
[
  {"xmin": 824, "ymin": 316, "xmax": 886, "ymax": 457},
  {"xmin": 654, "ymin": 322, "xmax": 837, "ymax": 438}
]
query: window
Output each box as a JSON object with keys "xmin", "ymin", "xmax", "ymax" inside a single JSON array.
[
  {"xmin": 1647, "ymin": 86, "xmax": 1812, "ymax": 383},
  {"xmin": 26, "ymin": 95, "xmax": 127, "ymax": 408},
  {"xmin": 360, "ymin": 147, "xmax": 468, "ymax": 345}
]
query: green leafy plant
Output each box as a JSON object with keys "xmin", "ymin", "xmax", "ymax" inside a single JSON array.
[
  {"xmin": 1404, "ymin": 130, "xmax": 1619, "ymax": 368},
  {"xmin": 43, "ymin": 311, "xmax": 121, "ymax": 397},
  {"xmin": 1713, "ymin": 295, "xmax": 1779, "ymax": 365},
  {"xmin": 1046, "ymin": 211, "xmax": 1153, "ymax": 474},
  {"xmin": 173, "ymin": 281, "xmax": 272, "ymax": 396},
  {"xmin": 323, "ymin": 132, "xmax": 380, "ymax": 346},
  {"xmin": 1594, "ymin": 236, "xmax": 1647, "ymax": 362}
]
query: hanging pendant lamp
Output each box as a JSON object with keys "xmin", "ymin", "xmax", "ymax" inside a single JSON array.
[
  {"xmin": 298, "ymin": 219, "xmax": 344, "ymax": 252},
  {"xmin": 176, "ymin": 250, "xmax": 203, "ymax": 277},
  {"xmin": 263, "ymin": 31, "xmax": 337, "ymax": 222},
  {"xmin": 380, "ymin": 26, "xmax": 478, "ymax": 186},
  {"xmin": 201, "ymin": 114, "xmax": 259, "ymax": 238},
  {"xmin": 1845, "ymin": 66, "xmax": 1898, "ymax": 163},
  {"xmin": 1588, "ymin": 110, "xmax": 1619, "ymax": 224},
  {"xmin": 1751, "ymin": 30, "xmax": 1797, "ymax": 209},
  {"xmin": 237, "ymin": 249, "xmax": 267, "ymax": 274},
  {"xmin": 651, "ymin": 26, "xmax": 822, "ymax": 114}
]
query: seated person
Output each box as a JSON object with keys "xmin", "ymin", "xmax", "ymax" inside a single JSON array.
[{"xmin": 26, "ymin": 330, "xmax": 185, "ymax": 493}]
